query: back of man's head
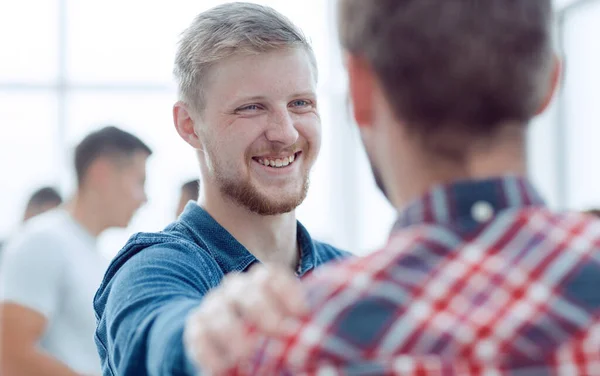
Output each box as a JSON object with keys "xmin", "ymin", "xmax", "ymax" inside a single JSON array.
[
  {"xmin": 23, "ymin": 186, "xmax": 63, "ymax": 222},
  {"xmin": 75, "ymin": 126, "xmax": 152, "ymax": 186},
  {"xmin": 338, "ymin": 0, "xmax": 554, "ymax": 148}
]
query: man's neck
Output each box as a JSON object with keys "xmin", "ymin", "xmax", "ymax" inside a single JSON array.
[
  {"xmin": 65, "ymin": 190, "xmax": 108, "ymax": 238},
  {"xmin": 389, "ymin": 126, "xmax": 527, "ymax": 211},
  {"xmin": 199, "ymin": 189, "xmax": 299, "ymax": 271}
]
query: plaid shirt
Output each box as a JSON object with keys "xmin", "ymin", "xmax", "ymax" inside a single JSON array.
[{"xmin": 232, "ymin": 176, "xmax": 600, "ymax": 376}]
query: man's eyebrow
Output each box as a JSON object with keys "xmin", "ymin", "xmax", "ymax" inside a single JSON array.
[
  {"xmin": 235, "ymin": 95, "xmax": 269, "ymax": 102},
  {"xmin": 289, "ymin": 91, "xmax": 317, "ymax": 98}
]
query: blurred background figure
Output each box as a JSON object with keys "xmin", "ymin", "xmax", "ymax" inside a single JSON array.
[
  {"xmin": 3, "ymin": 0, "xmax": 600, "ymax": 260},
  {"xmin": 0, "ymin": 186, "xmax": 63, "ymax": 263},
  {"xmin": 175, "ymin": 178, "xmax": 200, "ymax": 218},
  {"xmin": 22, "ymin": 186, "xmax": 63, "ymax": 222},
  {"xmin": 0, "ymin": 126, "xmax": 151, "ymax": 376},
  {"xmin": 585, "ymin": 208, "xmax": 600, "ymax": 217}
]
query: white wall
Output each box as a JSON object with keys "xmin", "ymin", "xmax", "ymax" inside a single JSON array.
[
  {"xmin": 1, "ymin": 0, "xmax": 599, "ymax": 259},
  {"xmin": 561, "ymin": 1, "xmax": 600, "ymax": 210},
  {"xmin": 0, "ymin": 0, "xmax": 395, "ymax": 258}
]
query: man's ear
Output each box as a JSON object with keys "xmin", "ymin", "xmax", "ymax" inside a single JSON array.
[
  {"xmin": 173, "ymin": 102, "xmax": 204, "ymax": 149},
  {"xmin": 346, "ymin": 54, "xmax": 375, "ymax": 128},
  {"xmin": 84, "ymin": 157, "xmax": 113, "ymax": 189},
  {"xmin": 536, "ymin": 54, "xmax": 562, "ymax": 115}
]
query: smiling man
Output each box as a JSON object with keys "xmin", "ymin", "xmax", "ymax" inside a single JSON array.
[{"xmin": 93, "ymin": 3, "xmax": 349, "ymax": 375}]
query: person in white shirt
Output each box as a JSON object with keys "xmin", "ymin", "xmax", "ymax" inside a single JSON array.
[
  {"xmin": 0, "ymin": 126, "xmax": 152, "ymax": 376},
  {"xmin": 0, "ymin": 186, "xmax": 62, "ymax": 270}
]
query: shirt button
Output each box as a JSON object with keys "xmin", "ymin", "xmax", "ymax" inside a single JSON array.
[{"xmin": 471, "ymin": 201, "xmax": 494, "ymax": 223}]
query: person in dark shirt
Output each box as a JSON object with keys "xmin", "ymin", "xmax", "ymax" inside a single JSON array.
[{"xmin": 185, "ymin": 1, "xmax": 600, "ymax": 375}]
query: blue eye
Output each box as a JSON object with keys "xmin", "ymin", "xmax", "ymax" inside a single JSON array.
[
  {"xmin": 291, "ymin": 100, "xmax": 310, "ymax": 107},
  {"xmin": 239, "ymin": 104, "xmax": 260, "ymax": 111}
]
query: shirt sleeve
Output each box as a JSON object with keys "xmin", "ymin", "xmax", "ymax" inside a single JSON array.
[
  {"xmin": 232, "ymin": 261, "xmax": 354, "ymax": 375},
  {"xmin": 96, "ymin": 240, "xmax": 223, "ymax": 376},
  {"xmin": 0, "ymin": 232, "xmax": 65, "ymax": 319},
  {"xmin": 235, "ymin": 255, "xmax": 401, "ymax": 376}
]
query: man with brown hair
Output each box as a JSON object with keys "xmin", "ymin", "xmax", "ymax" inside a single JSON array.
[
  {"xmin": 1, "ymin": 126, "xmax": 151, "ymax": 376},
  {"xmin": 190, "ymin": 0, "xmax": 600, "ymax": 374}
]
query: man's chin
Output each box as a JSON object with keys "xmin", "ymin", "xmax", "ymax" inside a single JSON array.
[
  {"xmin": 218, "ymin": 175, "xmax": 309, "ymax": 216},
  {"xmin": 247, "ymin": 194, "xmax": 305, "ymax": 216}
]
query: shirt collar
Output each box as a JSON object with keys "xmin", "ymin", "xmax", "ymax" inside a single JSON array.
[
  {"xmin": 393, "ymin": 175, "xmax": 546, "ymax": 231},
  {"xmin": 178, "ymin": 203, "xmax": 316, "ymax": 276}
]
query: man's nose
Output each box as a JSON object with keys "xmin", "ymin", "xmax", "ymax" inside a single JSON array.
[{"xmin": 264, "ymin": 109, "xmax": 299, "ymax": 146}]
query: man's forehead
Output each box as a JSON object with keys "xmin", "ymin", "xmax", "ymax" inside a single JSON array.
[{"xmin": 208, "ymin": 49, "xmax": 317, "ymax": 91}]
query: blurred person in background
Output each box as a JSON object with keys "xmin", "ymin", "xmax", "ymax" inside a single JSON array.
[
  {"xmin": 22, "ymin": 186, "xmax": 63, "ymax": 222},
  {"xmin": 0, "ymin": 186, "xmax": 62, "ymax": 281},
  {"xmin": 0, "ymin": 126, "xmax": 151, "ymax": 376},
  {"xmin": 175, "ymin": 178, "xmax": 200, "ymax": 218},
  {"xmin": 585, "ymin": 208, "xmax": 600, "ymax": 218},
  {"xmin": 93, "ymin": 3, "xmax": 350, "ymax": 375},
  {"xmin": 186, "ymin": 1, "xmax": 600, "ymax": 375}
]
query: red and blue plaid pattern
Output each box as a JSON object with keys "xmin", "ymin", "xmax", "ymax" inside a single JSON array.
[{"xmin": 234, "ymin": 176, "xmax": 600, "ymax": 375}]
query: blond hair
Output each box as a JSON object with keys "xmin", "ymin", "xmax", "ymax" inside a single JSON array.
[{"xmin": 174, "ymin": 2, "xmax": 317, "ymax": 113}]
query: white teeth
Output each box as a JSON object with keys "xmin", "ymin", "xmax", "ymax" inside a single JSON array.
[{"xmin": 256, "ymin": 153, "xmax": 297, "ymax": 168}]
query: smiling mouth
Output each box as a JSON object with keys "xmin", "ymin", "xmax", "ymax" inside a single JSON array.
[{"xmin": 252, "ymin": 151, "xmax": 302, "ymax": 169}]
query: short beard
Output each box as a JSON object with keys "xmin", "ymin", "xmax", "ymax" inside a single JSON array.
[{"xmin": 218, "ymin": 174, "xmax": 310, "ymax": 216}]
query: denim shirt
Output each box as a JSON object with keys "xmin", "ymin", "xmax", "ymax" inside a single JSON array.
[{"xmin": 93, "ymin": 203, "xmax": 350, "ymax": 376}]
